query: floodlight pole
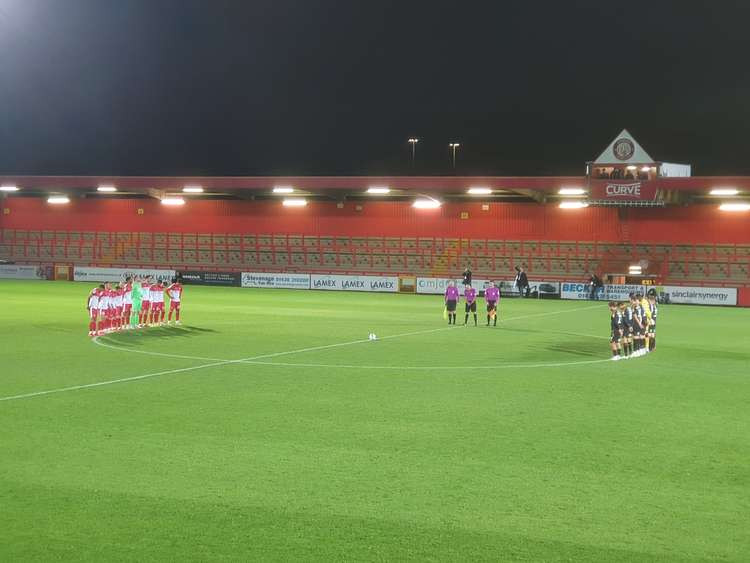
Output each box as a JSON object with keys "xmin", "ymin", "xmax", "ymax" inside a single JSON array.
[
  {"xmin": 408, "ymin": 138, "xmax": 419, "ymax": 168},
  {"xmin": 449, "ymin": 142, "xmax": 460, "ymax": 170}
]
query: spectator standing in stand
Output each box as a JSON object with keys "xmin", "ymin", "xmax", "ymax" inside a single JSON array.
[
  {"xmin": 462, "ymin": 265, "xmax": 472, "ymax": 287},
  {"xmin": 514, "ymin": 266, "xmax": 530, "ymax": 298},
  {"xmin": 589, "ymin": 273, "xmax": 604, "ymax": 300}
]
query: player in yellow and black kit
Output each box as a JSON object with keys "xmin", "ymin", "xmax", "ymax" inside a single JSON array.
[
  {"xmin": 619, "ymin": 301, "xmax": 633, "ymax": 358},
  {"xmin": 630, "ymin": 293, "xmax": 646, "ymax": 356},
  {"xmin": 646, "ymin": 290, "xmax": 658, "ymax": 351},
  {"xmin": 639, "ymin": 293, "xmax": 652, "ymax": 353},
  {"xmin": 628, "ymin": 293, "xmax": 654, "ymax": 357},
  {"xmin": 609, "ymin": 301, "xmax": 624, "ymax": 360}
]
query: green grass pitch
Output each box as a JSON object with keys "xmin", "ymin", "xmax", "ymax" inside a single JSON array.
[{"xmin": 1, "ymin": 280, "xmax": 748, "ymax": 561}]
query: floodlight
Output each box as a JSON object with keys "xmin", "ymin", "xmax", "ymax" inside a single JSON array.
[
  {"xmin": 413, "ymin": 198, "xmax": 441, "ymax": 209},
  {"xmin": 559, "ymin": 201, "xmax": 589, "ymax": 209},
  {"xmin": 161, "ymin": 197, "xmax": 186, "ymax": 206},
  {"xmin": 558, "ymin": 187, "xmax": 585, "ymax": 196},
  {"xmin": 282, "ymin": 198, "xmax": 307, "ymax": 207}
]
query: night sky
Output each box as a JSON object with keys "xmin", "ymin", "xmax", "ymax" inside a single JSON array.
[{"xmin": 1, "ymin": 0, "xmax": 749, "ymax": 176}]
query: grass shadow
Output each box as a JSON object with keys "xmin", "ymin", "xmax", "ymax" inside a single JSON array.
[
  {"xmin": 543, "ymin": 340, "xmax": 602, "ymax": 358},
  {"xmin": 100, "ymin": 325, "xmax": 216, "ymax": 347}
]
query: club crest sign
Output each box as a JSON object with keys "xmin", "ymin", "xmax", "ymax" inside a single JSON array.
[{"xmin": 612, "ymin": 138, "xmax": 635, "ymax": 161}]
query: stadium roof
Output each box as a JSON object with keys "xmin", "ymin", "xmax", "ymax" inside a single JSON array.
[{"xmin": 1, "ymin": 175, "xmax": 750, "ymax": 203}]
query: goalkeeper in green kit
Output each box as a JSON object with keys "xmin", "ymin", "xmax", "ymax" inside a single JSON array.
[{"xmin": 130, "ymin": 277, "xmax": 143, "ymax": 328}]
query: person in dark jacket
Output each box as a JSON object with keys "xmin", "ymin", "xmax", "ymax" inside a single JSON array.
[
  {"xmin": 589, "ymin": 273, "xmax": 604, "ymax": 300},
  {"xmin": 514, "ymin": 266, "xmax": 530, "ymax": 298},
  {"xmin": 462, "ymin": 265, "xmax": 472, "ymax": 286}
]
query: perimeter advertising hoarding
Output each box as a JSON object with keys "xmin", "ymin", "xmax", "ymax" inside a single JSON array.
[
  {"xmin": 417, "ymin": 278, "xmax": 559, "ymax": 297},
  {"xmin": 179, "ymin": 271, "xmax": 240, "ymax": 286},
  {"xmin": 416, "ymin": 277, "xmax": 462, "ymax": 295},
  {"xmin": 663, "ymin": 286, "xmax": 737, "ymax": 306},
  {"xmin": 0, "ymin": 264, "xmax": 47, "ymax": 280},
  {"xmin": 241, "ymin": 272, "xmax": 311, "ymax": 290},
  {"xmin": 561, "ymin": 282, "xmax": 737, "ymax": 306},
  {"xmin": 561, "ymin": 282, "xmax": 646, "ymax": 301},
  {"xmin": 73, "ymin": 266, "xmax": 176, "ymax": 283},
  {"xmin": 310, "ymin": 274, "xmax": 398, "ymax": 292},
  {"xmin": 416, "ymin": 277, "xmax": 496, "ymax": 295},
  {"xmin": 497, "ymin": 280, "xmax": 560, "ymax": 297}
]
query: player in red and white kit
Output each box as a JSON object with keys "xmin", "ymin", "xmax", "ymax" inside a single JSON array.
[
  {"xmin": 112, "ymin": 284, "xmax": 124, "ymax": 331},
  {"xmin": 150, "ymin": 280, "xmax": 166, "ymax": 326},
  {"xmin": 87, "ymin": 284, "xmax": 104, "ymax": 336},
  {"xmin": 107, "ymin": 283, "xmax": 118, "ymax": 333},
  {"xmin": 121, "ymin": 277, "xmax": 133, "ymax": 330},
  {"xmin": 98, "ymin": 282, "xmax": 112, "ymax": 333},
  {"xmin": 167, "ymin": 279, "xmax": 183, "ymax": 324},
  {"xmin": 139, "ymin": 277, "xmax": 152, "ymax": 327}
]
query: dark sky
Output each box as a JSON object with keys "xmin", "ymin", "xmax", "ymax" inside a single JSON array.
[{"xmin": 1, "ymin": 0, "xmax": 749, "ymax": 176}]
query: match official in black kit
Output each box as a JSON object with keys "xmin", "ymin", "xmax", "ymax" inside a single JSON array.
[{"xmin": 462, "ymin": 265, "xmax": 472, "ymax": 287}]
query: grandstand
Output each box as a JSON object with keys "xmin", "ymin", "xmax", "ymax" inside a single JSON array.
[
  {"xmin": 1, "ymin": 195, "xmax": 749, "ymax": 292},
  {"xmin": 1, "ymin": 131, "xmax": 750, "ymax": 294},
  {"xmin": 2, "ymin": 227, "xmax": 749, "ymax": 287}
]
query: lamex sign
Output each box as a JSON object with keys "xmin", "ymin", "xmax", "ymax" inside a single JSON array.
[
  {"xmin": 74, "ymin": 266, "xmax": 175, "ymax": 283},
  {"xmin": 561, "ymin": 283, "xmax": 650, "ymax": 301},
  {"xmin": 589, "ymin": 180, "xmax": 658, "ymax": 201},
  {"xmin": 310, "ymin": 274, "xmax": 398, "ymax": 292},
  {"xmin": 241, "ymin": 272, "xmax": 310, "ymax": 289}
]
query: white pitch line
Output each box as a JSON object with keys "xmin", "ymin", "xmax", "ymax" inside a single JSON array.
[
  {"xmin": 1, "ymin": 303, "xmax": 608, "ymax": 403},
  {"xmin": 0, "ymin": 360, "xmax": 233, "ymax": 403},
  {"xmin": 94, "ymin": 336, "xmax": 225, "ymax": 362},
  {"xmin": 92, "ymin": 324, "xmax": 455, "ymax": 363},
  {"xmin": 3, "ymin": 325, "xmax": 461, "ymax": 403},
  {"xmin": 91, "ymin": 303, "xmax": 603, "ymax": 363}
]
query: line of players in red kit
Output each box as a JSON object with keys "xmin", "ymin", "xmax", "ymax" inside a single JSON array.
[{"xmin": 86, "ymin": 276, "xmax": 184, "ymax": 337}]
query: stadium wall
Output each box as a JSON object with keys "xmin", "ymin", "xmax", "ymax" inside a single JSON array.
[{"xmin": 2, "ymin": 198, "xmax": 750, "ymax": 243}]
